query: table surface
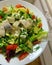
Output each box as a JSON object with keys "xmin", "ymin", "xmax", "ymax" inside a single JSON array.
[{"xmin": 27, "ymin": 57, "xmax": 41, "ymax": 65}]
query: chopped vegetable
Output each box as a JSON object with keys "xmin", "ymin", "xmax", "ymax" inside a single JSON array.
[
  {"xmin": 26, "ymin": 8, "xmax": 29, "ymax": 14},
  {"xmin": 32, "ymin": 15, "xmax": 36, "ymax": 19},
  {"xmin": 2, "ymin": 7, "xmax": 8, "ymax": 12},
  {"xmin": 0, "ymin": 49, "xmax": 2, "ymax": 53},
  {"xmin": 15, "ymin": 47, "xmax": 21, "ymax": 53},
  {"xmin": 18, "ymin": 52, "xmax": 28, "ymax": 60},
  {"xmin": 38, "ymin": 23, "xmax": 42, "ymax": 28},
  {"xmin": 15, "ymin": 4, "xmax": 23, "ymax": 8},
  {"xmin": 0, "ymin": 16, "xmax": 2, "ymax": 19},
  {"xmin": 33, "ymin": 40, "xmax": 40, "ymax": 45},
  {"xmin": 6, "ymin": 44, "xmax": 18, "ymax": 50},
  {"xmin": 26, "ymin": 40, "xmax": 33, "ymax": 49}
]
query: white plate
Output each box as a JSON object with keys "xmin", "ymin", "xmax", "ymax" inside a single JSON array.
[{"xmin": 0, "ymin": 0, "xmax": 49, "ymax": 65}]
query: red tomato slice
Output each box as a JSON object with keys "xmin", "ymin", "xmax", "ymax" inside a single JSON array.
[
  {"xmin": 32, "ymin": 15, "xmax": 36, "ymax": 19},
  {"xmin": 6, "ymin": 44, "xmax": 18, "ymax": 50},
  {"xmin": 0, "ymin": 16, "xmax": 2, "ymax": 19},
  {"xmin": 0, "ymin": 48, "xmax": 2, "ymax": 53},
  {"xmin": 13, "ymin": 45, "xmax": 18, "ymax": 50},
  {"xmin": 33, "ymin": 40, "xmax": 40, "ymax": 45},
  {"xmin": 18, "ymin": 52, "xmax": 29, "ymax": 60},
  {"xmin": 15, "ymin": 4, "xmax": 23, "ymax": 8},
  {"xmin": 6, "ymin": 45, "xmax": 13, "ymax": 50}
]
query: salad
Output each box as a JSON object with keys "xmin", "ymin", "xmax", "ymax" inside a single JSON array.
[{"xmin": 0, "ymin": 4, "xmax": 47, "ymax": 62}]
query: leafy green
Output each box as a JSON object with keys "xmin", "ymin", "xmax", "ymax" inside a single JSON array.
[
  {"xmin": 0, "ymin": 10, "xmax": 8, "ymax": 20},
  {"xmin": 29, "ymin": 34, "xmax": 37, "ymax": 42},
  {"xmin": 19, "ymin": 44, "xmax": 32, "ymax": 52},
  {"xmin": 37, "ymin": 31, "xmax": 48, "ymax": 40}
]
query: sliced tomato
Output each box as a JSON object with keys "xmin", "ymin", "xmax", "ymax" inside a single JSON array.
[
  {"xmin": 0, "ymin": 16, "xmax": 2, "ymax": 19},
  {"xmin": 6, "ymin": 45, "xmax": 13, "ymax": 50},
  {"xmin": 18, "ymin": 52, "xmax": 29, "ymax": 60},
  {"xmin": 0, "ymin": 48, "xmax": 2, "ymax": 53},
  {"xmin": 32, "ymin": 15, "xmax": 36, "ymax": 19},
  {"xmin": 33, "ymin": 40, "xmax": 40, "ymax": 45},
  {"xmin": 6, "ymin": 44, "xmax": 18, "ymax": 50},
  {"xmin": 13, "ymin": 45, "xmax": 18, "ymax": 50},
  {"xmin": 15, "ymin": 4, "xmax": 23, "ymax": 8}
]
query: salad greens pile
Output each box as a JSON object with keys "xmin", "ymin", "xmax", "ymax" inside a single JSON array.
[{"xmin": 0, "ymin": 4, "xmax": 48, "ymax": 61}]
